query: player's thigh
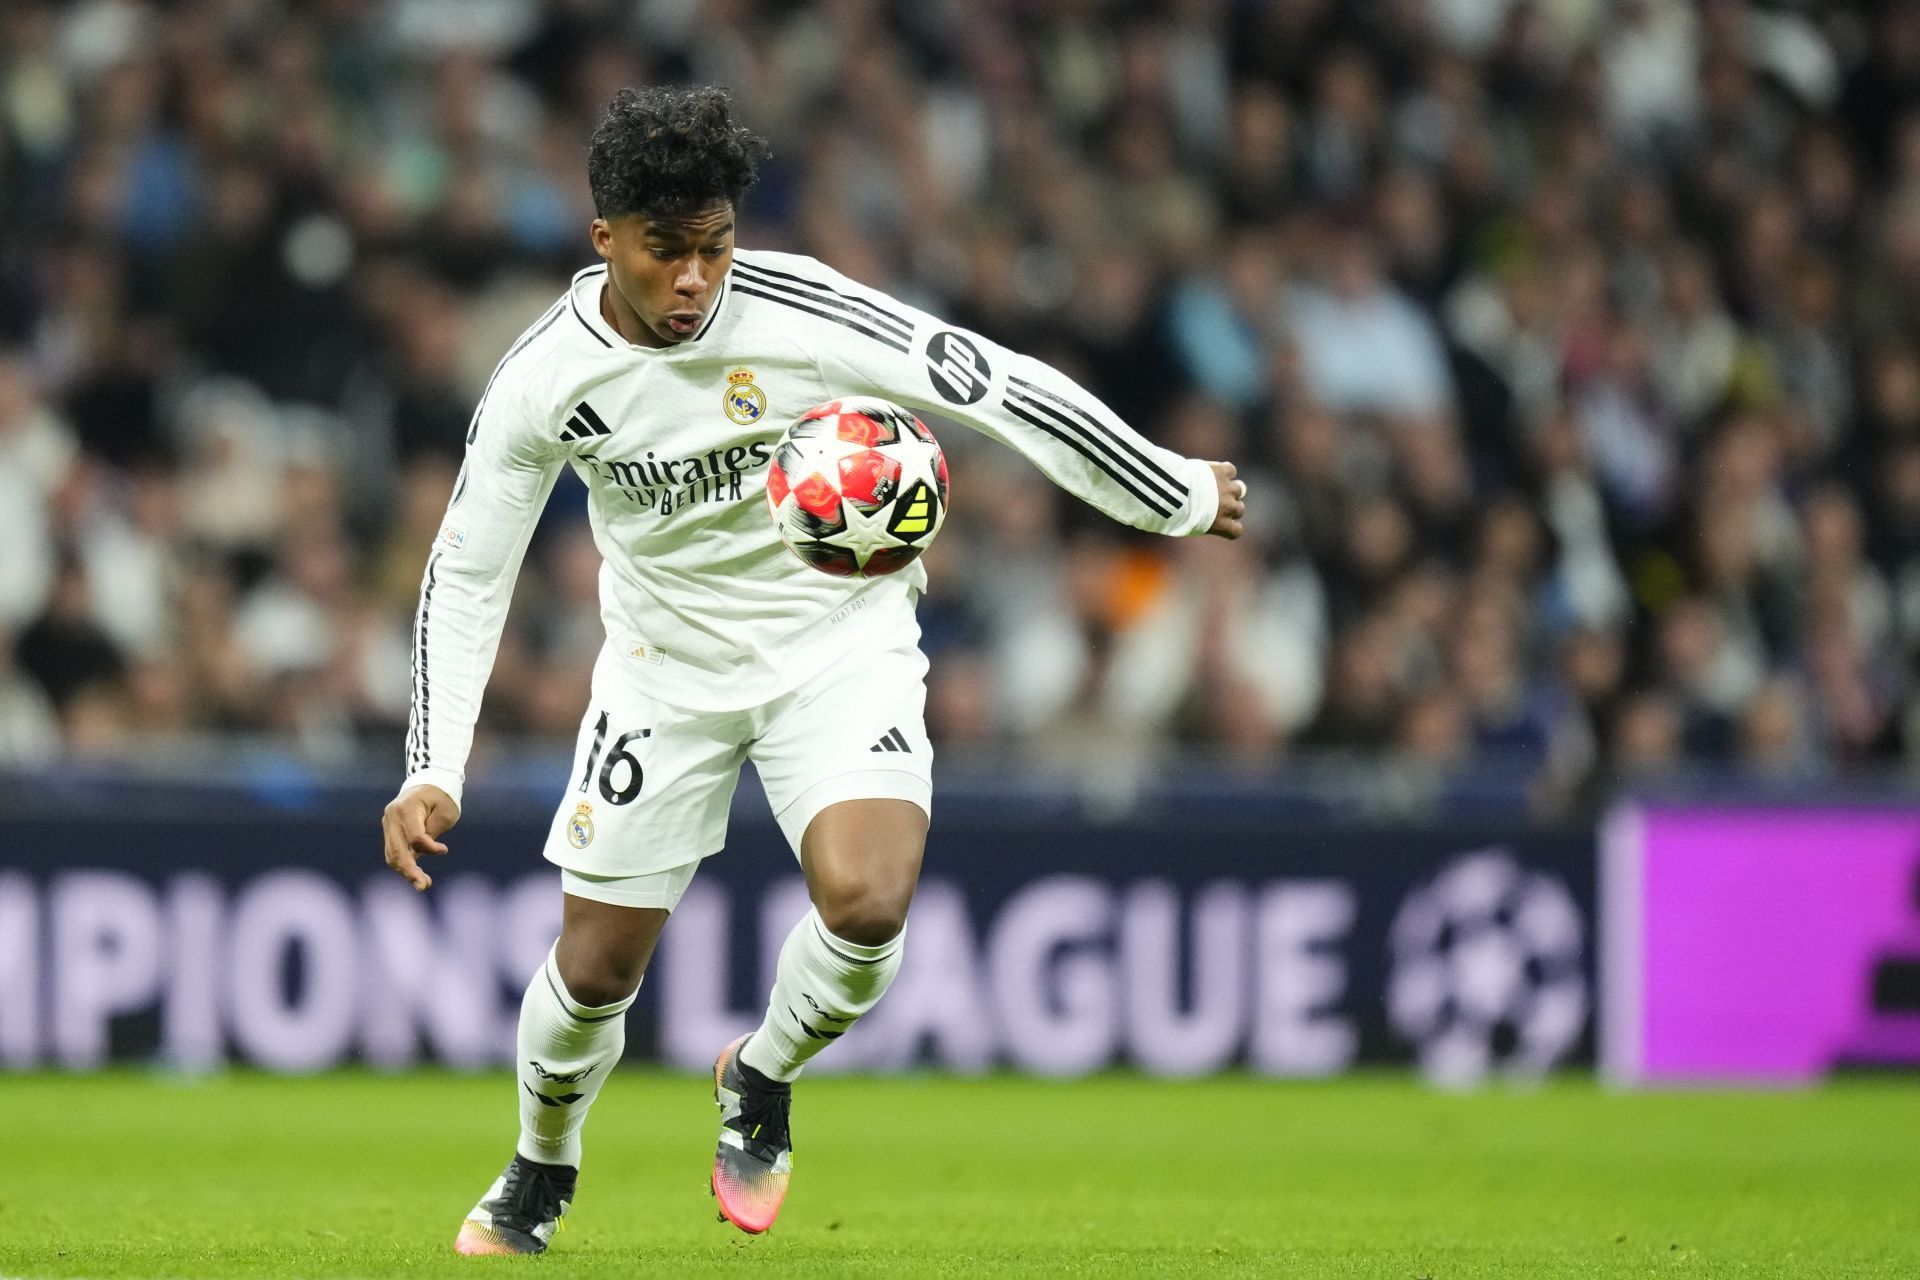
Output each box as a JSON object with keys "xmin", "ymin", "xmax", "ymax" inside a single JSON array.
[
  {"xmin": 797, "ymin": 796, "xmax": 928, "ymax": 942},
  {"xmin": 749, "ymin": 640, "xmax": 934, "ymax": 861},
  {"xmin": 543, "ymin": 662, "xmax": 751, "ymax": 880}
]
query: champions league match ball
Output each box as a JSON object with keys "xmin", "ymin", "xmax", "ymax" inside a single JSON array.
[{"xmin": 767, "ymin": 397, "xmax": 950, "ymax": 578}]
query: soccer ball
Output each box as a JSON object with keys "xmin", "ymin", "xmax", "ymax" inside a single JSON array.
[{"xmin": 766, "ymin": 397, "xmax": 949, "ymax": 578}]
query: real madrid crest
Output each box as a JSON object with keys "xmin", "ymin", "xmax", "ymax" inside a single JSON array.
[
  {"xmin": 567, "ymin": 802, "xmax": 596, "ymax": 849},
  {"xmin": 724, "ymin": 368, "xmax": 766, "ymax": 425}
]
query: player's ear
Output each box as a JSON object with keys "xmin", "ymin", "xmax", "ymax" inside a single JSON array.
[{"xmin": 590, "ymin": 218, "xmax": 613, "ymax": 261}]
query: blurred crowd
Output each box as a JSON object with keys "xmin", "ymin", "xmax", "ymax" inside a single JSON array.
[{"xmin": 3, "ymin": 0, "xmax": 1920, "ymax": 808}]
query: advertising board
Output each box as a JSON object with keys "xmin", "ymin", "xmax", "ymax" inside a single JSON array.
[
  {"xmin": 0, "ymin": 785, "xmax": 1594, "ymax": 1080},
  {"xmin": 1602, "ymin": 806, "xmax": 1920, "ymax": 1084}
]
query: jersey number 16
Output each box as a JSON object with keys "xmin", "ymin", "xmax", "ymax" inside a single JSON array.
[{"xmin": 578, "ymin": 711, "xmax": 648, "ymax": 806}]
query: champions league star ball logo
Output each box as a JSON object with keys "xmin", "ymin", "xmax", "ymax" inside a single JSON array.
[{"xmin": 1387, "ymin": 849, "xmax": 1587, "ymax": 1087}]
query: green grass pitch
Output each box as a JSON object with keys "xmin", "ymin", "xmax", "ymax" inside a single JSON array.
[{"xmin": 3, "ymin": 1071, "xmax": 1917, "ymax": 1278}]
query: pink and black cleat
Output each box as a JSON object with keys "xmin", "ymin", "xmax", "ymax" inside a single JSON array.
[
  {"xmin": 454, "ymin": 1154, "xmax": 575, "ymax": 1255},
  {"xmin": 710, "ymin": 1034, "xmax": 793, "ymax": 1234}
]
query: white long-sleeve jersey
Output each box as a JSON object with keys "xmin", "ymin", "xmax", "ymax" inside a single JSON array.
[{"xmin": 402, "ymin": 249, "xmax": 1220, "ymax": 808}]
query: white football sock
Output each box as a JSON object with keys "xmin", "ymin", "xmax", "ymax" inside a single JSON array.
[
  {"xmin": 514, "ymin": 945, "xmax": 636, "ymax": 1169},
  {"xmin": 740, "ymin": 908, "xmax": 904, "ymax": 1082}
]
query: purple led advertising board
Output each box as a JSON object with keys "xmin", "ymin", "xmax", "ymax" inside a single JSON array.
[
  {"xmin": 1602, "ymin": 806, "xmax": 1920, "ymax": 1084},
  {"xmin": 0, "ymin": 789, "xmax": 1596, "ymax": 1079}
]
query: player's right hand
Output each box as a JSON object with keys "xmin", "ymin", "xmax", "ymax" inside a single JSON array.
[{"xmin": 381, "ymin": 784, "xmax": 461, "ymax": 891}]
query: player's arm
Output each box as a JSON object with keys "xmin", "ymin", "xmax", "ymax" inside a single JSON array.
[
  {"xmin": 795, "ymin": 263, "xmax": 1244, "ymax": 539},
  {"xmin": 383, "ymin": 377, "xmax": 563, "ymax": 891}
]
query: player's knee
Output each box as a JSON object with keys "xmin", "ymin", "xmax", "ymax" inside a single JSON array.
[
  {"xmin": 815, "ymin": 880, "xmax": 911, "ymax": 946},
  {"xmin": 553, "ymin": 949, "xmax": 646, "ymax": 1009},
  {"xmin": 557, "ymin": 968, "xmax": 640, "ymax": 1010}
]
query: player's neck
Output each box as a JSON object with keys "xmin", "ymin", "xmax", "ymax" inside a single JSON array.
[{"xmin": 599, "ymin": 280, "xmax": 669, "ymax": 349}]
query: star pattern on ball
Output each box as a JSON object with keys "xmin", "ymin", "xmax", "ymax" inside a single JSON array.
[
  {"xmin": 822, "ymin": 492, "xmax": 900, "ymax": 569},
  {"xmin": 894, "ymin": 438, "xmax": 942, "ymax": 491}
]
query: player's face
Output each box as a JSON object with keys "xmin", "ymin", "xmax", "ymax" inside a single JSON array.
[{"xmin": 591, "ymin": 203, "xmax": 735, "ymax": 348}]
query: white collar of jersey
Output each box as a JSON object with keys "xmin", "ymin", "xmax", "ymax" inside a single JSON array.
[{"xmin": 569, "ymin": 264, "xmax": 730, "ymax": 352}]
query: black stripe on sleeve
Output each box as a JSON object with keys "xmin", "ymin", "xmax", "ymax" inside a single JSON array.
[
  {"xmin": 408, "ymin": 552, "xmax": 441, "ymax": 773},
  {"xmin": 1003, "ymin": 392, "xmax": 1179, "ymax": 517},
  {"xmin": 1007, "ymin": 375, "xmax": 1186, "ymax": 499},
  {"xmin": 507, "ymin": 299, "xmax": 567, "ymax": 362},
  {"xmin": 730, "ymin": 265, "xmax": 913, "ymax": 342},
  {"xmin": 730, "ymin": 262, "xmax": 912, "ymax": 341},
  {"xmin": 464, "ymin": 300, "xmax": 566, "ymax": 446},
  {"xmin": 731, "ymin": 281, "xmax": 911, "ymax": 353}
]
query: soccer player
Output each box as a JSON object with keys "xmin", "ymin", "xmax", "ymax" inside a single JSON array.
[{"xmin": 379, "ymin": 85, "xmax": 1247, "ymax": 1253}]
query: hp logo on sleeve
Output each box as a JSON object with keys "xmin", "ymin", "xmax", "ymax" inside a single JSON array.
[{"xmin": 926, "ymin": 331, "xmax": 990, "ymax": 406}]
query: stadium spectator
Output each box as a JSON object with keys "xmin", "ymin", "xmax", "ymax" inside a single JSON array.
[{"xmin": 4, "ymin": 0, "xmax": 1920, "ymax": 810}]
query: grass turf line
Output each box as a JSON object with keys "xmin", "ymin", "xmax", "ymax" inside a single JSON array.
[{"xmin": 0, "ymin": 1071, "xmax": 1915, "ymax": 1277}]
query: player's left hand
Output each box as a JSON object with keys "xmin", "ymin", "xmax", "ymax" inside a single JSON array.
[{"xmin": 1207, "ymin": 461, "xmax": 1246, "ymax": 539}]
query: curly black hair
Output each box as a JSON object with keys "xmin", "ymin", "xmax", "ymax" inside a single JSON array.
[{"xmin": 586, "ymin": 86, "xmax": 771, "ymax": 221}]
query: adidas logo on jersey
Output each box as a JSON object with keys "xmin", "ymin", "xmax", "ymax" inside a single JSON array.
[
  {"xmin": 559, "ymin": 399, "xmax": 613, "ymax": 442},
  {"xmin": 869, "ymin": 727, "xmax": 910, "ymax": 753}
]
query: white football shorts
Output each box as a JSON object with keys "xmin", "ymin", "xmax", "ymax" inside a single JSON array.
[{"xmin": 542, "ymin": 634, "xmax": 932, "ymax": 902}]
